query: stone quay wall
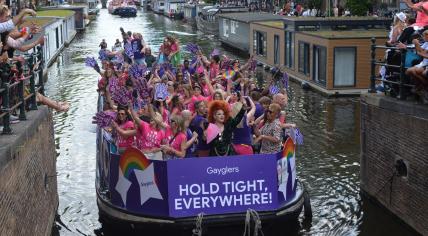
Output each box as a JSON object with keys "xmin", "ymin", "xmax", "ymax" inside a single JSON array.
[
  {"xmin": 360, "ymin": 94, "xmax": 428, "ymax": 235},
  {"xmin": 0, "ymin": 106, "xmax": 58, "ymax": 236}
]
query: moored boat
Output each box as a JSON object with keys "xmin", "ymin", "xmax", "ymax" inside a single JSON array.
[
  {"xmin": 116, "ymin": 4, "xmax": 137, "ymax": 17},
  {"xmin": 196, "ymin": 5, "xmax": 248, "ymax": 35}
]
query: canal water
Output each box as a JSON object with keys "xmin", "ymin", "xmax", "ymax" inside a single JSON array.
[{"xmin": 46, "ymin": 9, "xmax": 415, "ymax": 236}]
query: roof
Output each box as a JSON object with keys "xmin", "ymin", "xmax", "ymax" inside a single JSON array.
[
  {"xmin": 301, "ymin": 30, "xmax": 388, "ymax": 39},
  {"xmin": 254, "ymin": 20, "xmax": 284, "ymax": 29},
  {"xmin": 37, "ymin": 10, "xmax": 75, "ymax": 17},
  {"xmin": 218, "ymin": 12, "xmax": 284, "ymax": 23},
  {"xmin": 20, "ymin": 17, "xmax": 57, "ymax": 28},
  {"xmin": 282, "ymin": 16, "xmax": 391, "ymax": 22}
]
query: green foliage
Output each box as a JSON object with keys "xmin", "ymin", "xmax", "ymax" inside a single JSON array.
[
  {"xmin": 309, "ymin": 0, "xmax": 322, "ymax": 9},
  {"xmin": 346, "ymin": 0, "xmax": 371, "ymax": 16},
  {"xmin": 204, "ymin": 0, "xmax": 217, "ymax": 4}
]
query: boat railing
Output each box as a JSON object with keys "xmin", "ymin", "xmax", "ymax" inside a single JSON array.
[
  {"xmin": 0, "ymin": 46, "xmax": 44, "ymax": 134},
  {"xmin": 369, "ymin": 37, "xmax": 415, "ymax": 100}
]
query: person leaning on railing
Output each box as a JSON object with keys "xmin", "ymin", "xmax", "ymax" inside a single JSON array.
[
  {"xmin": 0, "ymin": 6, "xmax": 36, "ymax": 33},
  {"xmin": 404, "ymin": 35, "xmax": 428, "ymax": 102}
]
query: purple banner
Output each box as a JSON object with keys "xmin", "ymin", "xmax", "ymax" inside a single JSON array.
[{"xmin": 167, "ymin": 155, "xmax": 278, "ymax": 217}]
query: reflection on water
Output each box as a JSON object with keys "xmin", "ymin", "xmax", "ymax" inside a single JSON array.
[{"xmin": 46, "ymin": 9, "xmax": 415, "ymax": 236}]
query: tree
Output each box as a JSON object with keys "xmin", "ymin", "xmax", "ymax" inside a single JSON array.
[{"xmin": 346, "ymin": 0, "xmax": 372, "ymax": 16}]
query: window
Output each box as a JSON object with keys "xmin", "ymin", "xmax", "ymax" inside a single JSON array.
[
  {"xmin": 274, "ymin": 35, "xmax": 280, "ymax": 65},
  {"xmin": 60, "ymin": 25, "xmax": 63, "ymax": 45},
  {"xmin": 313, "ymin": 45, "xmax": 326, "ymax": 86},
  {"xmin": 298, "ymin": 41, "xmax": 310, "ymax": 75},
  {"xmin": 334, "ymin": 47, "xmax": 356, "ymax": 87},
  {"xmin": 284, "ymin": 31, "xmax": 294, "ymax": 68},
  {"xmin": 253, "ymin": 30, "xmax": 267, "ymax": 57},
  {"xmin": 55, "ymin": 27, "xmax": 59, "ymax": 49}
]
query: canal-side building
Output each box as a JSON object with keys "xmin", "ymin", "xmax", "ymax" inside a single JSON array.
[
  {"xmin": 250, "ymin": 17, "xmax": 390, "ymax": 96},
  {"xmin": 218, "ymin": 12, "xmax": 284, "ymax": 53},
  {"xmin": 183, "ymin": 4, "xmax": 196, "ymax": 21}
]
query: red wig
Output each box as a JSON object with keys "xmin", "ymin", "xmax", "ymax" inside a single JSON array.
[{"xmin": 208, "ymin": 100, "xmax": 230, "ymax": 123}]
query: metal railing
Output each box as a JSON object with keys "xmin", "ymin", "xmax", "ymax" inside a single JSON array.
[
  {"xmin": 369, "ymin": 37, "xmax": 415, "ymax": 100},
  {"xmin": 0, "ymin": 46, "xmax": 44, "ymax": 134}
]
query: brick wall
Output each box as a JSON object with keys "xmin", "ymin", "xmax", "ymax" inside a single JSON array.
[
  {"xmin": 0, "ymin": 106, "xmax": 58, "ymax": 236},
  {"xmin": 360, "ymin": 94, "xmax": 428, "ymax": 235}
]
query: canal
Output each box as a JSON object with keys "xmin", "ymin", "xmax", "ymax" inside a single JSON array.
[{"xmin": 46, "ymin": 9, "xmax": 415, "ymax": 236}]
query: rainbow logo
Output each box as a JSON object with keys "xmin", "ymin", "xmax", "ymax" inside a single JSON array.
[
  {"xmin": 282, "ymin": 137, "xmax": 295, "ymax": 160},
  {"xmin": 222, "ymin": 70, "xmax": 236, "ymax": 80},
  {"xmin": 119, "ymin": 147, "xmax": 151, "ymax": 179}
]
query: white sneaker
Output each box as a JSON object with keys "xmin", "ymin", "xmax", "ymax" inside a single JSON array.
[{"xmin": 10, "ymin": 115, "xmax": 20, "ymax": 124}]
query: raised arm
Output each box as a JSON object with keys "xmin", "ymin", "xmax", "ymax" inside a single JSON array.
[
  {"xmin": 403, "ymin": 0, "xmax": 420, "ymax": 11},
  {"xmin": 112, "ymin": 121, "xmax": 137, "ymax": 138},
  {"xmin": 12, "ymin": 9, "xmax": 36, "ymax": 27}
]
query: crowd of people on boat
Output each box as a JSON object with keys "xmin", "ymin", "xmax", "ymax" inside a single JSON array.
[
  {"xmin": 91, "ymin": 27, "xmax": 299, "ymax": 160},
  {"xmin": 382, "ymin": 0, "xmax": 428, "ymax": 103}
]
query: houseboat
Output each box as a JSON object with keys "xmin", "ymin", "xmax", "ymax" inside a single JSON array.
[
  {"xmin": 250, "ymin": 17, "xmax": 390, "ymax": 96},
  {"xmin": 95, "ymin": 95, "xmax": 311, "ymax": 230},
  {"xmin": 196, "ymin": 5, "xmax": 247, "ymax": 35},
  {"xmin": 71, "ymin": 0, "xmax": 99, "ymax": 20},
  {"xmin": 41, "ymin": 5, "xmax": 88, "ymax": 30},
  {"xmin": 37, "ymin": 10, "xmax": 77, "ymax": 46},
  {"xmin": 19, "ymin": 16, "xmax": 71, "ymax": 71},
  {"xmin": 153, "ymin": 0, "xmax": 165, "ymax": 14},
  {"xmin": 164, "ymin": 0, "xmax": 185, "ymax": 19},
  {"xmin": 218, "ymin": 12, "xmax": 284, "ymax": 53}
]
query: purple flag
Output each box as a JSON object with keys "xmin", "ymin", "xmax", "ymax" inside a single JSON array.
[
  {"xmin": 269, "ymin": 85, "xmax": 280, "ymax": 95},
  {"xmin": 85, "ymin": 56, "xmax": 101, "ymax": 73},
  {"xmin": 282, "ymin": 72, "xmax": 289, "ymax": 89},
  {"xmin": 185, "ymin": 43, "xmax": 200, "ymax": 54},
  {"xmin": 92, "ymin": 111, "xmax": 116, "ymax": 128},
  {"xmin": 154, "ymin": 83, "xmax": 169, "ymax": 100},
  {"xmin": 124, "ymin": 43, "xmax": 134, "ymax": 58},
  {"xmin": 129, "ymin": 64, "xmax": 147, "ymax": 79},
  {"xmin": 210, "ymin": 48, "xmax": 220, "ymax": 58}
]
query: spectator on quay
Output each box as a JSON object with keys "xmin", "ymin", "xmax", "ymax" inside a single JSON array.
[
  {"xmin": 398, "ymin": 0, "xmax": 428, "ymax": 44},
  {"xmin": 0, "ymin": 6, "xmax": 36, "ymax": 33}
]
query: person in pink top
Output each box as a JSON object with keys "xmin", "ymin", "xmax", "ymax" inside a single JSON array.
[
  {"xmin": 111, "ymin": 105, "xmax": 135, "ymax": 153},
  {"xmin": 399, "ymin": 0, "xmax": 428, "ymax": 44},
  {"xmin": 404, "ymin": 0, "xmax": 428, "ymax": 27},
  {"xmin": 161, "ymin": 115, "xmax": 188, "ymax": 159},
  {"xmin": 128, "ymin": 105, "xmax": 165, "ymax": 160}
]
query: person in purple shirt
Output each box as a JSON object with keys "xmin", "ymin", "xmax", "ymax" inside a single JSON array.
[
  {"xmin": 189, "ymin": 100, "xmax": 210, "ymax": 157},
  {"xmin": 251, "ymin": 91, "xmax": 264, "ymax": 119},
  {"xmin": 131, "ymin": 33, "xmax": 145, "ymax": 65},
  {"xmin": 232, "ymin": 97, "xmax": 256, "ymax": 155}
]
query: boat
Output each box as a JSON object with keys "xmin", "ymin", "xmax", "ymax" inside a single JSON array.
[
  {"xmin": 153, "ymin": 0, "xmax": 165, "ymax": 14},
  {"xmin": 108, "ymin": 0, "xmax": 121, "ymax": 14},
  {"xmin": 95, "ymin": 96, "xmax": 311, "ymax": 230},
  {"xmin": 116, "ymin": 4, "xmax": 137, "ymax": 17},
  {"xmin": 196, "ymin": 5, "xmax": 248, "ymax": 35},
  {"xmin": 164, "ymin": 0, "xmax": 185, "ymax": 19}
]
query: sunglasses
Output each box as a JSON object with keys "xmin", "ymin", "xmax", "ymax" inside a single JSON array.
[
  {"xmin": 171, "ymin": 120, "xmax": 177, "ymax": 124},
  {"xmin": 266, "ymin": 110, "xmax": 273, "ymax": 114},
  {"xmin": 118, "ymin": 112, "xmax": 126, "ymax": 116}
]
